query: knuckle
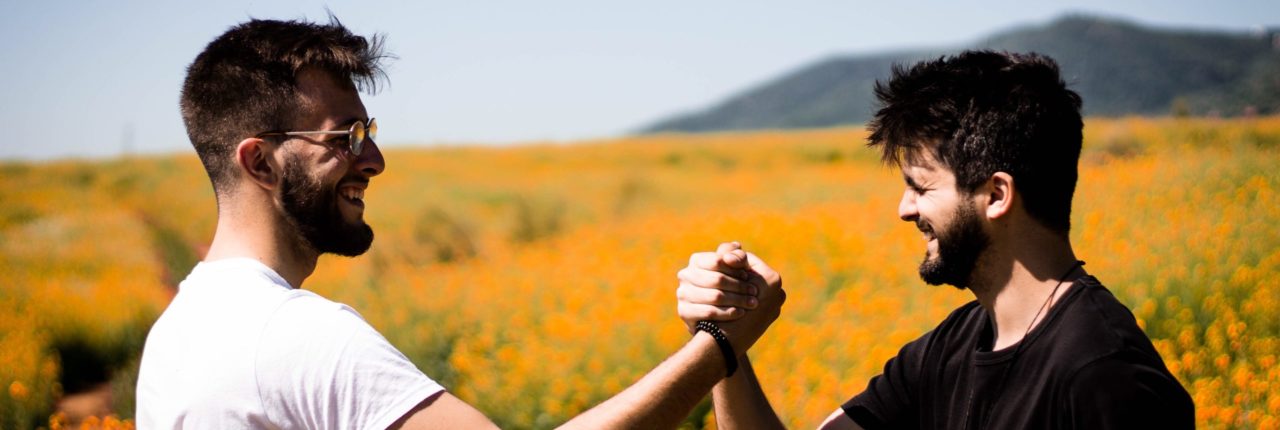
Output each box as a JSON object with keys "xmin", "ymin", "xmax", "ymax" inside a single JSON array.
[
  {"xmin": 688, "ymin": 254, "xmax": 704, "ymax": 268},
  {"xmin": 695, "ymin": 253, "xmax": 719, "ymax": 270},
  {"xmin": 690, "ymin": 271, "xmax": 712, "ymax": 288},
  {"xmin": 677, "ymin": 303, "xmax": 697, "ymax": 317}
]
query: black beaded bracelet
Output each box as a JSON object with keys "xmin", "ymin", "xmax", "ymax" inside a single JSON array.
[{"xmin": 696, "ymin": 320, "xmax": 738, "ymax": 378}]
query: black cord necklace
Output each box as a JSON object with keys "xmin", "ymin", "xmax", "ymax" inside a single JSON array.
[{"xmin": 961, "ymin": 260, "xmax": 1085, "ymax": 429}]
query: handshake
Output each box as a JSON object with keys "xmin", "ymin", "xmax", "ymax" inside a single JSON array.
[{"xmin": 676, "ymin": 242, "xmax": 787, "ymax": 362}]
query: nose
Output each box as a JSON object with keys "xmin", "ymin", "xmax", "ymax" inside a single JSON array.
[
  {"xmin": 898, "ymin": 188, "xmax": 918, "ymax": 222},
  {"xmin": 354, "ymin": 137, "xmax": 386, "ymax": 178}
]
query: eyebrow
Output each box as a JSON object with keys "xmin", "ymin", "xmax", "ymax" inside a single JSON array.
[{"xmin": 903, "ymin": 174, "xmax": 923, "ymax": 190}]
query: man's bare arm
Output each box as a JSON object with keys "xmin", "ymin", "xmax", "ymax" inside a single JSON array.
[
  {"xmin": 395, "ymin": 242, "xmax": 783, "ymax": 429},
  {"xmin": 394, "ymin": 333, "xmax": 744, "ymax": 430},
  {"xmin": 390, "ymin": 391, "xmax": 499, "ymax": 430},
  {"xmin": 680, "ymin": 246, "xmax": 850, "ymax": 429},
  {"xmin": 557, "ymin": 332, "xmax": 731, "ymax": 429},
  {"xmin": 560, "ymin": 242, "xmax": 785, "ymax": 429},
  {"xmin": 707, "ymin": 356, "xmax": 785, "ymax": 430}
]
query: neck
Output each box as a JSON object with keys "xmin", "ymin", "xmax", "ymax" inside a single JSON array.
[
  {"xmin": 203, "ymin": 194, "xmax": 317, "ymax": 289},
  {"xmin": 968, "ymin": 229, "xmax": 1084, "ymax": 351}
]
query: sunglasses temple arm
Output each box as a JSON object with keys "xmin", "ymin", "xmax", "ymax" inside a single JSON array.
[{"xmin": 283, "ymin": 130, "xmax": 349, "ymax": 136}]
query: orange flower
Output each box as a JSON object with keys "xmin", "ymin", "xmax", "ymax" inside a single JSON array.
[{"xmin": 8, "ymin": 381, "xmax": 28, "ymax": 400}]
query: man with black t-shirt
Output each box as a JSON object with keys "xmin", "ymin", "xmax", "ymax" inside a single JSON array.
[{"xmin": 675, "ymin": 51, "xmax": 1195, "ymax": 428}]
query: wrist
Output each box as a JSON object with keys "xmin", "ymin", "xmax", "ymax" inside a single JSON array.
[{"xmin": 695, "ymin": 321, "xmax": 738, "ymax": 378}]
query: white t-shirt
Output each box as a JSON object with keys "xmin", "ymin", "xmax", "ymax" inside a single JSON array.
[{"xmin": 136, "ymin": 258, "xmax": 444, "ymax": 429}]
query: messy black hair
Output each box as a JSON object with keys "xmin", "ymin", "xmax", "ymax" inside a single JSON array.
[{"xmin": 868, "ymin": 50, "xmax": 1083, "ymax": 236}]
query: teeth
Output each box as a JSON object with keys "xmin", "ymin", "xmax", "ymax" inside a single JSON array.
[{"xmin": 342, "ymin": 188, "xmax": 364, "ymax": 201}]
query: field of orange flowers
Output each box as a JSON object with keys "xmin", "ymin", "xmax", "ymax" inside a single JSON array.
[{"xmin": 1, "ymin": 116, "xmax": 1277, "ymax": 429}]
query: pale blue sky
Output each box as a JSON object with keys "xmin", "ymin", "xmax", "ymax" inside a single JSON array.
[{"xmin": 1, "ymin": 1, "xmax": 1275, "ymax": 160}]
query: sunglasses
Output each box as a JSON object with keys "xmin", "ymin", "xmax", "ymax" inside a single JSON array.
[{"xmin": 257, "ymin": 118, "xmax": 377, "ymax": 156}]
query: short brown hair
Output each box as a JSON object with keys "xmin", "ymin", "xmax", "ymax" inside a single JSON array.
[{"xmin": 180, "ymin": 16, "xmax": 390, "ymax": 196}]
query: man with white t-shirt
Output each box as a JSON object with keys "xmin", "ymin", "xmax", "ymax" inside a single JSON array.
[{"xmin": 136, "ymin": 17, "xmax": 785, "ymax": 429}]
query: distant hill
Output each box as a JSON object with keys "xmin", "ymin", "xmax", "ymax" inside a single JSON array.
[{"xmin": 641, "ymin": 15, "xmax": 1280, "ymax": 134}]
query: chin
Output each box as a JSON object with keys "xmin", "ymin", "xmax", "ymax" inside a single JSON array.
[{"xmin": 918, "ymin": 255, "xmax": 970, "ymax": 290}]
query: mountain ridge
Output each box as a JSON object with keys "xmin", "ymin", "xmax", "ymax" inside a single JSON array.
[{"xmin": 640, "ymin": 14, "xmax": 1280, "ymax": 134}]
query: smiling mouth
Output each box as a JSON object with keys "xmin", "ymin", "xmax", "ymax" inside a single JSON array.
[
  {"xmin": 915, "ymin": 218, "xmax": 935, "ymax": 240},
  {"xmin": 340, "ymin": 186, "xmax": 365, "ymax": 208}
]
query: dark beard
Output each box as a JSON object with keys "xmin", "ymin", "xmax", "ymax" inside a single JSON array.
[
  {"xmin": 918, "ymin": 201, "xmax": 988, "ymax": 289},
  {"xmin": 279, "ymin": 157, "xmax": 374, "ymax": 257}
]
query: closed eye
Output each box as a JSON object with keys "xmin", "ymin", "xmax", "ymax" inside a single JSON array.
[{"xmin": 904, "ymin": 175, "xmax": 928, "ymax": 194}]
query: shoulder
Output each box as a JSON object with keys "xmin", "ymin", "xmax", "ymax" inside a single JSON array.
[
  {"xmin": 1068, "ymin": 353, "xmax": 1187, "ymax": 396},
  {"xmin": 1063, "ymin": 353, "xmax": 1195, "ymax": 428},
  {"xmin": 840, "ymin": 301, "xmax": 983, "ymax": 429},
  {"xmin": 903, "ymin": 300, "xmax": 985, "ymax": 363},
  {"xmin": 1050, "ymin": 277, "xmax": 1154, "ymax": 361},
  {"xmin": 1044, "ymin": 277, "xmax": 1176, "ymax": 377},
  {"xmin": 944, "ymin": 300, "xmax": 984, "ymax": 322},
  {"xmin": 267, "ymin": 290, "xmax": 367, "ymax": 330},
  {"xmin": 255, "ymin": 291, "xmax": 445, "ymax": 429},
  {"xmin": 1054, "ymin": 277, "xmax": 1194, "ymax": 427},
  {"xmin": 890, "ymin": 300, "xmax": 984, "ymax": 366},
  {"xmin": 257, "ymin": 290, "xmax": 384, "ymax": 362},
  {"xmin": 935, "ymin": 300, "xmax": 984, "ymax": 335},
  {"xmin": 1070, "ymin": 277, "xmax": 1140, "ymax": 328},
  {"xmin": 920, "ymin": 300, "xmax": 985, "ymax": 350}
]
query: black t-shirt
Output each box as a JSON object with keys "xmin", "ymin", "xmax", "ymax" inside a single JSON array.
[{"xmin": 842, "ymin": 276, "xmax": 1194, "ymax": 429}]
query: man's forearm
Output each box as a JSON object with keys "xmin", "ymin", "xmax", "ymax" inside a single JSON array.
[
  {"xmin": 711, "ymin": 356, "xmax": 785, "ymax": 430},
  {"xmin": 557, "ymin": 333, "xmax": 727, "ymax": 429}
]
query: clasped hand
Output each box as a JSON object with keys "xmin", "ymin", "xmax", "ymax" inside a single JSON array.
[{"xmin": 677, "ymin": 242, "xmax": 785, "ymax": 356}]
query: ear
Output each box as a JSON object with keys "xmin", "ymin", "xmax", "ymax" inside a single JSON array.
[
  {"xmin": 983, "ymin": 172, "xmax": 1015, "ymax": 221},
  {"xmin": 235, "ymin": 137, "xmax": 280, "ymax": 191}
]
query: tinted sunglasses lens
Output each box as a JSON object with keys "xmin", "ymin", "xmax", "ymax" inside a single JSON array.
[
  {"xmin": 350, "ymin": 121, "xmax": 365, "ymax": 155},
  {"xmin": 367, "ymin": 119, "xmax": 377, "ymax": 143}
]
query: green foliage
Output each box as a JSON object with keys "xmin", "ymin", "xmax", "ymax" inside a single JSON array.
[
  {"xmin": 413, "ymin": 207, "xmax": 477, "ymax": 263},
  {"xmin": 509, "ymin": 195, "xmax": 567, "ymax": 244}
]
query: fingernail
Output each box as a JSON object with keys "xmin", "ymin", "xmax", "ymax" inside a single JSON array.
[{"xmin": 748, "ymin": 297, "xmax": 759, "ymax": 308}]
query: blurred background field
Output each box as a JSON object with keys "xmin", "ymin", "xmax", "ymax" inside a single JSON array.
[{"xmin": 2, "ymin": 116, "xmax": 1279, "ymax": 429}]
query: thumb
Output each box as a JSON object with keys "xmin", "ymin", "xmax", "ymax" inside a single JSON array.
[
  {"xmin": 745, "ymin": 251, "xmax": 780, "ymax": 285},
  {"xmin": 716, "ymin": 241, "xmax": 749, "ymax": 271},
  {"xmin": 715, "ymin": 241, "xmax": 741, "ymax": 256}
]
